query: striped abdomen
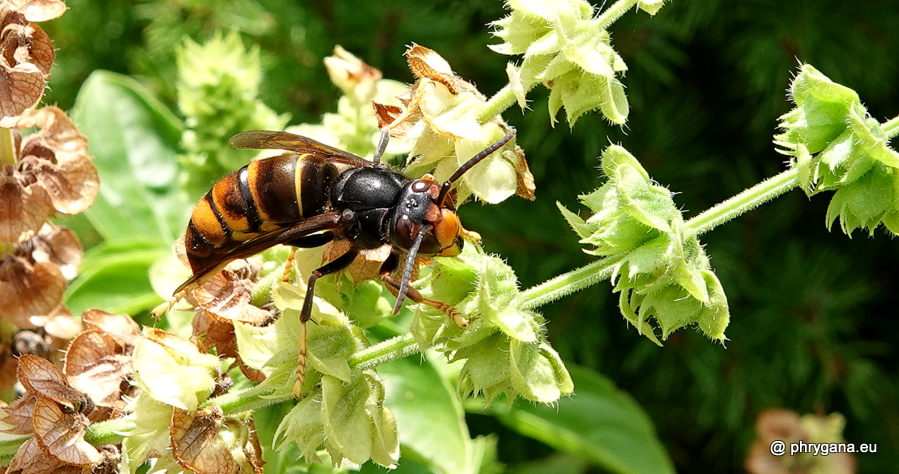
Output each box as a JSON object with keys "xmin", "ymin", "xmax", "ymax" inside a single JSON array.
[{"xmin": 184, "ymin": 153, "xmax": 355, "ymax": 275}]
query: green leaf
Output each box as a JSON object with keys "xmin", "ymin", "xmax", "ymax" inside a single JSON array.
[
  {"xmin": 70, "ymin": 70, "xmax": 187, "ymax": 244},
  {"xmin": 65, "ymin": 240, "xmax": 169, "ymax": 315},
  {"xmin": 487, "ymin": 365, "xmax": 674, "ymax": 474},
  {"xmin": 380, "ymin": 355, "xmax": 481, "ymax": 474}
]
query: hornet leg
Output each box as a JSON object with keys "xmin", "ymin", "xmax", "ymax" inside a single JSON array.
[
  {"xmin": 292, "ymin": 248, "xmax": 359, "ymax": 397},
  {"xmin": 378, "ymin": 253, "xmax": 469, "ymax": 327}
]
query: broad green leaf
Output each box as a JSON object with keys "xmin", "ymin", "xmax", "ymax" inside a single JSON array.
[
  {"xmin": 71, "ymin": 70, "xmax": 187, "ymax": 244},
  {"xmin": 509, "ymin": 452, "xmax": 590, "ymax": 474},
  {"xmin": 379, "ymin": 355, "xmax": 478, "ymax": 474},
  {"xmin": 65, "ymin": 240, "xmax": 169, "ymax": 315},
  {"xmin": 487, "ymin": 365, "xmax": 674, "ymax": 474}
]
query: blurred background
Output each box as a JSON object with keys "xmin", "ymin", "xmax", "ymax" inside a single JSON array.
[{"xmin": 42, "ymin": 0, "xmax": 899, "ymax": 472}]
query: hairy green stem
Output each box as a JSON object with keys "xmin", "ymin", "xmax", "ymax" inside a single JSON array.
[
  {"xmin": 683, "ymin": 167, "xmax": 801, "ymax": 237},
  {"xmin": 520, "ymin": 166, "xmax": 803, "ymax": 307},
  {"xmin": 85, "ymin": 416, "xmax": 134, "ymax": 446},
  {"xmin": 520, "ymin": 254, "xmax": 625, "ymax": 309},
  {"xmin": 348, "ymin": 333, "xmax": 421, "ymax": 369},
  {"xmin": 478, "ymin": 81, "xmax": 540, "ymax": 124},
  {"xmin": 596, "ymin": 0, "xmax": 641, "ymax": 30},
  {"xmin": 203, "ymin": 382, "xmax": 285, "ymax": 413},
  {"xmin": 884, "ymin": 114, "xmax": 899, "ymax": 138}
]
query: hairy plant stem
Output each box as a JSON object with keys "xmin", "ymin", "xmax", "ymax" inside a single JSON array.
[
  {"xmin": 884, "ymin": 114, "xmax": 899, "ymax": 138},
  {"xmin": 348, "ymin": 333, "xmax": 421, "ymax": 369},
  {"xmin": 596, "ymin": 0, "xmax": 641, "ymax": 30},
  {"xmin": 682, "ymin": 167, "xmax": 801, "ymax": 237},
  {"xmin": 520, "ymin": 255, "xmax": 624, "ymax": 309},
  {"xmin": 478, "ymin": 81, "xmax": 539, "ymax": 124}
]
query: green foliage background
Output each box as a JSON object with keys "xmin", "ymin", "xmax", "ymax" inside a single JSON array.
[{"xmin": 44, "ymin": 0, "xmax": 899, "ymax": 472}]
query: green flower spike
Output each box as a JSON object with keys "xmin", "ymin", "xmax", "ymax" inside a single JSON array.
[
  {"xmin": 558, "ymin": 146, "xmax": 729, "ymax": 344},
  {"xmin": 775, "ymin": 64, "xmax": 899, "ymax": 235},
  {"xmin": 176, "ymin": 31, "xmax": 289, "ymax": 194},
  {"xmin": 489, "ymin": 0, "xmax": 665, "ymax": 125}
]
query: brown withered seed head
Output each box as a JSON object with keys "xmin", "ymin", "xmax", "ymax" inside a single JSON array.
[
  {"xmin": 32, "ymin": 396, "xmax": 102, "ymax": 466},
  {"xmin": 0, "ymin": 107, "xmax": 99, "ymax": 243},
  {"xmin": 0, "ymin": 223, "xmax": 84, "ymax": 330},
  {"xmin": 190, "ymin": 260, "xmax": 271, "ymax": 325},
  {"xmin": 81, "ymin": 309, "xmax": 142, "ymax": 350},
  {"xmin": 1, "ymin": 391, "xmax": 38, "ymax": 434},
  {"xmin": 0, "ymin": 0, "xmax": 64, "ymax": 127},
  {"xmin": 170, "ymin": 406, "xmax": 264, "ymax": 474},
  {"xmin": 3, "ymin": 354, "xmax": 106, "ymax": 473},
  {"xmin": 0, "ymin": 256, "xmax": 66, "ymax": 328},
  {"xmin": 189, "ymin": 260, "xmax": 273, "ymax": 383},
  {"xmin": 16, "ymin": 354, "xmax": 93, "ymax": 415},
  {"xmin": 6, "ymin": 437, "xmax": 64, "ymax": 474},
  {"xmin": 64, "ymin": 329, "xmax": 133, "ymax": 409}
]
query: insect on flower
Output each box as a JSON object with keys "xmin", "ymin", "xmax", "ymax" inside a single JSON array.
[{"xmin": 153, "ymin": 127, "xmax": 516, "ymax": 395}]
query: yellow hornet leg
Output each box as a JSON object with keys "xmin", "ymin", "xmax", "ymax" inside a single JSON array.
[
  {"xmin": 380, "ymin": 274, "xmax": 469, "ymax": 327},
  {"xmin": 150, "ymin": 287, "xmax": 192, "ymax": 319},
  {"xmin": 292, "ymin": 318, "xmax": 307, "ymax": 398},
  {"xmin": 282, "ymin": 247, "xmax": 298, "ymax": 282}
]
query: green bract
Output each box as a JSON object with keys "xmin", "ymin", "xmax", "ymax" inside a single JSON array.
[
  {"xmin": 235, "ymin": 278, "xmax": 400, "ymax": 467},
  {"xmin": 558, "ymin": 146, "xmax": 730, "ymax": 344},
  {"xmin": 776, "ymin": 64, "xmax": 899, "ymax": 235},
  {"xmin": 274, "ymin": 371, "xmax": 399, "ymax": 467},
  {"xmin": 413, "ymin": 246, "xmax": 574, "ymax": 403},
  {"xmin": 490, "ymin": 0, "xmax": 635, "ymax": 125}
]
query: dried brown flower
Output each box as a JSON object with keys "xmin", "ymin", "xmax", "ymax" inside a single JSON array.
[
  {"xmin": 0, "ymin": 4, "xmax": 56, "ymax": 126},
  {"xmin": 2, "ymin": 355, "xmax": 109, "ymax": 473},
  {"xmin": 0, "ymin": 107, "xmax": 98, "ymax": 242},
  {"xmin": 64, "ymin": 329, "xmax": 134, "ymax": 409},
  {"xmin": 170, "ymin": 406, "xmax": 264, "ymax": 474},
  {"xmin": 373, "ymin": 45, "xmax": 535, "ymax": 203},
  {"xmin": 189, "ymin": 260, "xmax": 274, "ymax": 383},
  {"xmin": 0, "ymin": 223, "xmax": 83, "ymax": 329},
  {"xmin": 81, "ymin": 309, "xmax": 141, "ymax": 350},
  {"xmin": 32, "ymin": 396, "xmax": 102, "ymax": 466},
  {"xmin": 6, "ymin": 437, "xmax": 65, "ymax": 474},
  {"xmin": 16, "ymin": 354, "xmax": 93, "ymax": 416}
]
